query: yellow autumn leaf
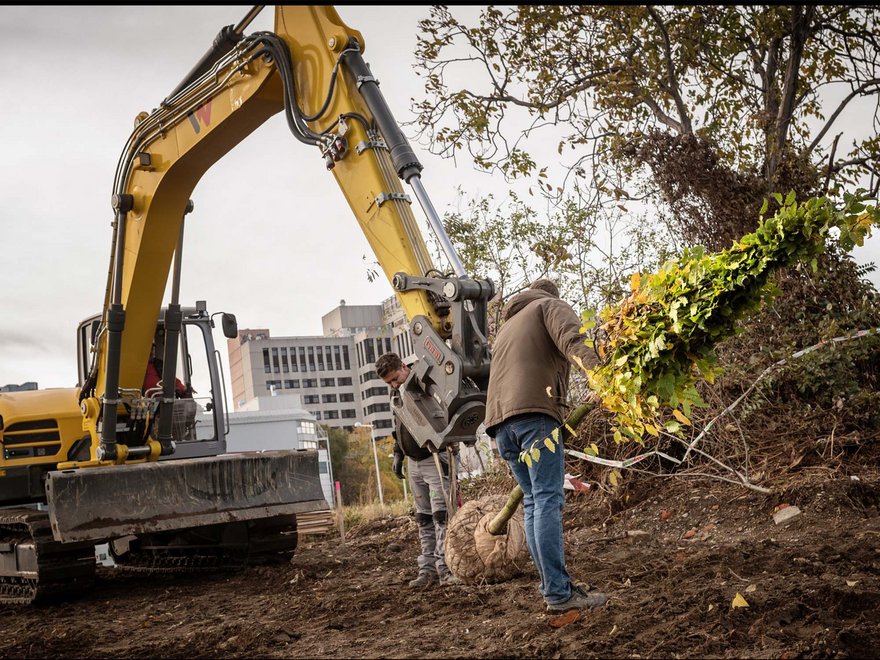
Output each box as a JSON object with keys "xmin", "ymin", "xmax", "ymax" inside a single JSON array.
[
  {"xmin": 564, "ymin": 423, "xmax": 577, "ymax": 436},
  {"xmin": 630, "ymin": 272, "xmax": 641, "ymax": 291},
  {"xmin": 544, "ymin": 438, "xmax": 556, "ymax": 452},
  {"xmin": 522, "ymin": 453, "xmax": 533, "ymax": 467},
  {"xmin": 672, "ymin": 409, "xmax": 692, "ymax": 426},
  {"xmin": 608, "ymin": 469, "xmax": 620, "ymax": 487},
  {"xmin": 551, "ymin": 427, "xmax": 560, "ymax": 443},
  {"xmin": 643, "ymin": 423, "xmax": 659, "ymax": 437},
  {"xmin": 731, "ymin": 593, "xmax": 749, "ymax": 609},
  {"xmin": 530, "ymin": 447, "xmax": 541, "ymax": 462},
  {"xmin": 571, "ymin": 354, "xmax": 587, "ymax": 373}
]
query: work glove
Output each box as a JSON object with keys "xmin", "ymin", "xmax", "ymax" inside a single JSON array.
[{"xmin": 392, "ymin": 450, "xmax": 405, "ymax": 480}]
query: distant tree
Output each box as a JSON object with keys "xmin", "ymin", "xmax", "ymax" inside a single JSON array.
[{"xmin": 323, "ymin": 425, "xmax": 369, "ymax": 505}]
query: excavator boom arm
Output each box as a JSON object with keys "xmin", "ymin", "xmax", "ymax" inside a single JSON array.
[{"xmin": 83, "ymin": 5, "xmax": 491, "ymax": 460}]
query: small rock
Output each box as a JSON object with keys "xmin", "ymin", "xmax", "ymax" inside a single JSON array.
[
  {"xmin": 773, "ymin": 505, "xmax": 802, "ymax": 525},
  {"xmin": 682, "ymin": 528, "xmax": 697, "ymax": 540},
  {"xmin": 387, "ymin": 543, "xmax": 403, "ymax": 552}
]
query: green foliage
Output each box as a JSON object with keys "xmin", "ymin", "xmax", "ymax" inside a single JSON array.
[
  {"xmin": 325, "ymin": 426, "xmax": 404, "ymax": 505},
  {"xmin": 585, "ymin": 192, "xmax": 878, "ymax": 444}
]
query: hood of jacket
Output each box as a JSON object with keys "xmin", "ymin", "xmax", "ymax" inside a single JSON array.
[{"xmin": 502, "ymin": 288, "xmax": 556, "ymax": 322}]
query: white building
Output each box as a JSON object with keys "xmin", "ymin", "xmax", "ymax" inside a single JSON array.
[{"xmin": 226, "ymin": 297, "xmax": 411, "ymax": 442}]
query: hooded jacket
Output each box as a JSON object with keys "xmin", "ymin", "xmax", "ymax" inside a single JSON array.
[{"xmin": 484, "ymin": 288, "xmax": 596, "ymax": 436}]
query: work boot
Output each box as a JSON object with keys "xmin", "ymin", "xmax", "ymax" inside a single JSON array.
[
  {"xmin": 408, "ymin": 571, "xmax": 438, "ymax": 588},
  {"xmin": 546, "ymin": 584, "xmax": 608, "ymax": 612},
  {"xmin": 439, "ymin": 572, "xmax": 462, "ymax": 586}
]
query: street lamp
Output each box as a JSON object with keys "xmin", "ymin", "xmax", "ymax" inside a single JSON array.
[{"xmin": 355, "ymin": 422, "xmax": 384, "ymax": 505}]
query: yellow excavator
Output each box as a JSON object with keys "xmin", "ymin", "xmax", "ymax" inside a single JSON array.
[{"xmin": 0, "ymin": 6, "xmax": 493, "ymax": 604}]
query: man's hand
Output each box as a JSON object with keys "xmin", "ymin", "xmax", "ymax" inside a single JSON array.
[{"xmin": 392, "ymin": 451, "xmax": 405, "ymax": 480}]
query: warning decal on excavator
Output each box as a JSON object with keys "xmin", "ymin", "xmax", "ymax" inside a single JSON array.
[{"xmin": 424, "ymin": 337, "xmax": 443, "ymax": 364}]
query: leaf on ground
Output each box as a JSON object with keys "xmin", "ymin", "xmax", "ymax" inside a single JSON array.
[
  {"xmin": 548, "ymin": 609, "xmax": 581, "ymax": 629},
  {"xmin": 731, "ymin": 593, "xmax": 749, "ymax": 609}
]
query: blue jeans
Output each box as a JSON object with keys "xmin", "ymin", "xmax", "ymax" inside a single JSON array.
[{"xmin": 495, "ymin": 413, "xmax": 572, "ymax": 605}]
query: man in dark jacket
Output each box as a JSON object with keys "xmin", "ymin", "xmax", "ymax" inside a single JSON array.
[
  {"xmin": 377, "ymin": 352, "xmax": 460, "ymax": 587},
  {"xmin": 485, "ymin": 278, "xmax": 608, "ymax": 612}
]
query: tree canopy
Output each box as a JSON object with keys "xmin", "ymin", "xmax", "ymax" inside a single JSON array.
[{"xmin": 413, "ymin": 5, "xmax": 880, "ymax": 249}]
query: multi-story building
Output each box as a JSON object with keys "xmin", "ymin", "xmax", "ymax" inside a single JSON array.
[{"xmin": 227, "ymin": 297, "xmax": 410, "ymax": 439}]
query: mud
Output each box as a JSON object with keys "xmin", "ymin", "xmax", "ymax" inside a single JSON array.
[{"xmin": 2, "ymin": 470, "xmax": 879, "ymax": 659}]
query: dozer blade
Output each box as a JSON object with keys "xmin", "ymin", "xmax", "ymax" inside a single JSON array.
[{"xmin": 45, "ymin": 449, "xmax": 328, "ymax": 543}]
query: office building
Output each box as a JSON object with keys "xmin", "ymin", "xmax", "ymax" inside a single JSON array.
[{"xmin": 227, "ymin": 297, "xmax": 410, "ymax": 439}]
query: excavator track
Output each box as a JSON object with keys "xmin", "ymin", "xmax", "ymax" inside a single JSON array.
[
  {"xmin": 109, "ymin": 514, "xmax": 299, "ymax": 573},
  {"xmin": 0, "ymin": 508, "xmax": 96, "ymax": 605}
]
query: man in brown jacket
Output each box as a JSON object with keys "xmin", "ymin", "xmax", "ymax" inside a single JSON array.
[{"xmin": 485, "ymin": 278, "xmax": 608, "ymax": 612}]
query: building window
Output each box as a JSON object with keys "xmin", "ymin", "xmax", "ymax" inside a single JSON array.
[
  {"xmin": 272, "ymin": 347, "xmax": 280, "ymax": 373},
  {"xmin": 281, "ymin": 347, "xmax": 289, "ymax": 373},
  {"xmin": 341, "ymin": 409, "xmax": 357, "ymax": 419},
  {"xmin": 284, "ymin": 379, "xmax": 299, "ymax": 389},
  {"xmin": 363, "ymin": 339, "xmax": 376, "ymax": 365},
  {"xmin": 314, "ymin": 411, "xmax": 322, "ymax": 420},
  {"xmin": 337, "ymin": 377, "xmax": 352, "ymax": 386},
  {"xmin": 364, "ymin": 386, "xmax": 389, "ymax": 398},
  {"xmin": 334, "ymin": 345, "xmax": 342, "ymax": 371},
  {"xmin": 340, "ymin": 392, "xmax": 354, "ymax": 402},
  {"xmin": 317, "ymin": 346, "xmax": 325, "ymax": 371},
  {"xmin": 266, "ymin": 380, "xmax": 282, "ymax": 391},
  {"xmin": 263, "ymin": 348, "xmax": 271, "ymax": 374},
  {"xmin": 366, "ymin": 402, "xmax": 391, "ymax": 414},
  {"xmin": 342, "ymin": 345, "xmax": 350, "ymax": 370},
  {"xmin": 297, "ymin": 420, "xmax": 316, "ymax": 435},
  {"xmin": 324, "ymin": 410, "xmax": 339, "ymax": 420},
  {"xmin": 289, "ymin": 347, "xmax": 298, "ymax": 372},
  {"xmin": 302, "ymin": 378, "xmax": 318, "ymax": 388},
  {"xmin": 374, "ymin": 419, "xmax": 393, "ymax": 430},
  {"xmin": 299, "ymin": 347, "xmax": 307, "ymax": 372},
  {"xmin": 303, "ymin": 394, "xmax": 320, "ymax": 404},
  {"xmin": 308, "ymin": 346, "xmax": 316, "ymax": 372},
  {"xmin": 320, "ymin": 378, "xmax": 335, "ymax": 387}
]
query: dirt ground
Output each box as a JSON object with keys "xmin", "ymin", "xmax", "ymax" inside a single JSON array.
[{"xmin": 2, "ymin": 465, "xmax": 879, "ymax": 659}]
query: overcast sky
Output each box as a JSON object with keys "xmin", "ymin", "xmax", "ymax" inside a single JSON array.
[
  {"xmin": 2, "ymin": 5, "xmax": 879, "ymax": 391},
  {"xmin": 0, "ymin": 5, "xmax": 486, "ymax": 390}
]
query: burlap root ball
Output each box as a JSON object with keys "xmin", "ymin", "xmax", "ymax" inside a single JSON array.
[{"xmin": 445, "ymin": 494, "xmax": 530, "ymax": 585}]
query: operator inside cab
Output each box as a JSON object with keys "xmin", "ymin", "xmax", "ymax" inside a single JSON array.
[{"xmin": 142, "ymin": 343, "xmax": 189, "ymax": 398}]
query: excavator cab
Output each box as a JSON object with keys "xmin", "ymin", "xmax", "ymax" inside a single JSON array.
[{"xmin": 76, "ymin": 303, "xmax": 233, "ymax": 460}]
